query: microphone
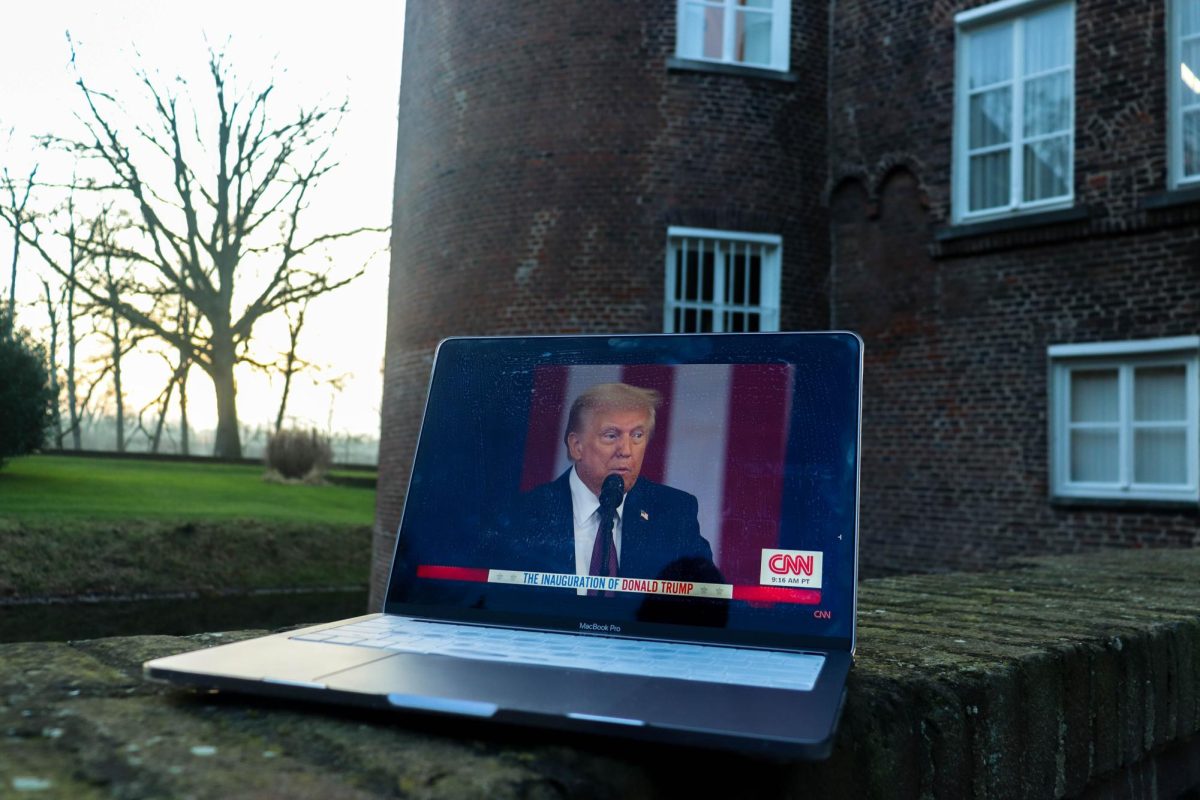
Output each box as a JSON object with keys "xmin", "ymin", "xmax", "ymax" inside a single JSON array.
[
  {"xmin": 599, "ymin": 473, "xmax": 625, "ymax": 511},
  {"xmin": 596, "ymin": 473, "xmax": 625, "ymax": 579}
]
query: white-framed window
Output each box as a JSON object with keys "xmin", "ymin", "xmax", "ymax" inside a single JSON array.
[
  {"xmin": 1049, "ymin": 337, "xmax": 1200, "ymax": 503},
  {"xmin": 675, "ymin": 0, "xmax": 791, "ymax": 73},
  {"xmin": 664, "ymin": 227, "xmax": 781, "ymax": 333},
  {"xmin": 954, "ymin": 0, "xmax": 1075, "ymax": 222},
  {"xmin": 1170, "ymin": 0, "xmax": 1200, "ymax": 187}
]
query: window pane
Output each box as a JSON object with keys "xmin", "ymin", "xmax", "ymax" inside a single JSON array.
[
  {"xmin": 683, "ymin": 308, "xmax": 698, "ymax": 332},
  {"xmin": 683, "ymin": 3, "xmax": 724, "ymax": 60},
  {"xmin": 736, "ymin": 9, "xmax": 772, "ymax": 66},
  {"xmin": 1070, "ymin": 430, "xmax": 1119, "ymax": 482},
  {"xmin": 1182, "ymin": 0, "xmax": 1200, "ymax": 37},
  {"xmin": 673, "ymin": 246, "xmax": 684, "ymax": 302},
  {"xmin": 1185, "ymin": 110, "xmax": 1200, "ymax": 177},
  {"xmin": 685, "ymin": 246, "xmax": 700, "ymax": 301},
  {"xmin": 700, "ymin": 246, "xmax": 715, "ymax": 302},
  {"xmin": 730, "ymin": 248, "xmax": 746, "ymax": 304},
  {"xmin": 1134, "ymin": 365, "xmax": 1187, "ymax": 421},
  {"xmin": 1183, "ymin": 40, "xmax": 1200, "ymax": 109},
  {"xmin": 746, "ymin": 313, "xmax": 761, "ymax": 332},
  {"xmin": 699, "ymin": 309, "xmax": 714, "ymax": 332},
  {"xmin": 1134, "ymin": 429, "xmax": 1188, "ymax": 484},
  {"xmin": 969, "ymin": 24, "xmax": 1013, "ymax": 89},
  {"xmin": 969, "ymin": 151, "xmax": 1010, "ymax": 211},
  {"xmin": 728, "ymin": 311, "xmax": 745, "ymax": 332},
  {"xmin": 1024, "ymin": 72, "xmax": 1071, "ymax": 136},
  {"xmin": 1023, "ymin": 136, "xmax": 1070, "ymax": 201},
  {"xmin": 970, "ymin": 88, "xmax": 1012, "ymax": 147},
  {"xmin": 739, "ymin": 0, "xmax": 772, "ymax": 8},
  {"xmin": 748, "ymin": 251, "xmax": 761, "ymax": 304},
  {"xmin": 1023, "ymin": 5, "xmax": 1072, "ymax": 74},
  {"xmin": 1070, "ymin": 369, "xmax": 1118, "ymax": 422}
]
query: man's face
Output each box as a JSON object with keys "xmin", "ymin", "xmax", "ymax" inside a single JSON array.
[{"xmin": 568, "ymin": 406, "xmax": 651, "ymax": 497}]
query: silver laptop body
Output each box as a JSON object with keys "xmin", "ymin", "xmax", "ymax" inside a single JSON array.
[{"xmin": 146, "ymin": 332, "xmax": 863, "ymax": 759}]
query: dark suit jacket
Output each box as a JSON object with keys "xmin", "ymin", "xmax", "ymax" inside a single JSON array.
[{"xmin": 490, "ymin": 469, "xmax": 714, "ymax": 581}]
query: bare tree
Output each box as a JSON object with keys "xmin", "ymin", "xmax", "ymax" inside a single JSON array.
[
  {"xmin": 39, "ymin": 277, "xmax": 64, "ymax": 447},
  {"xmin": 82, "ymin": 225, "xmax": 144, "ymax": 452},
  {"xmin": 3, "ymin": 159, "xmax": 39, "ymax": 326},
  {"xmin": 2, "ymin": 175, "xmax": 97, "ymax": 450},
  {"xmin": 23, "ymin": 44, "xmax": 386, "ymax": 458},
  {"xmin": 272, "ymin": 299, "xmax": 311, "ymax": 433}
]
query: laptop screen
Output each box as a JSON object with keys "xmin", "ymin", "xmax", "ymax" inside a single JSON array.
[{"xmin": 386, "ymin": 333, "xmax": 861, "ymax": 651}]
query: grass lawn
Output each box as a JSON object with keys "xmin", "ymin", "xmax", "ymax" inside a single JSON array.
[
  {"xmin": 0, "ymin": 454, "xmax": 375, "ymax": 525},
  {"xmin": 0, "ymin": 454, "xmax": 376, "ymax": 599}
]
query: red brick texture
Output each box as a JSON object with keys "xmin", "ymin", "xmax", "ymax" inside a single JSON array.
[
  {"xmin": 376, "ymin": 0, "xmax": 1200, "ymax": 601},
  {"xmin": 374, "ymin": 0, "xmax": 831, "ymax": 605},
  {"xmin": 829, "ymin": 0, "xmax": 1200, "ymax": 576}
]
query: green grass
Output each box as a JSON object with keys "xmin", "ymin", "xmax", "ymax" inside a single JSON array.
[
  {"xmin": 0, "ymin": 455, "xmax": 375, "ymax": 525},
  {"xmin": 0, "ymin": 455, "xmax": 376, "ymax": 598}
]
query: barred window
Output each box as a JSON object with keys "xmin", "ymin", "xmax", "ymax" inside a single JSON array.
[{"xmin": 664, "ymin": 228, "xmax": 781, "ymax": 334}]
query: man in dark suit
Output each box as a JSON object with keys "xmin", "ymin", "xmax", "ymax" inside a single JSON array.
[{"xmin": 492, "ymin": 383, "xmax": 715, "ymax": 583}]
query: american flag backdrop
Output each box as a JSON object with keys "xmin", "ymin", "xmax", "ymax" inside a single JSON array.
[{"xmin": 518, "ymin": 363, "xmax": 795, "ymax": 584}]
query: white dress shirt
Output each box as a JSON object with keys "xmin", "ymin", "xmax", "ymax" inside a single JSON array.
[{"xmin": 569, "ymin": 466, "xmax": 624, "ymax": 593}]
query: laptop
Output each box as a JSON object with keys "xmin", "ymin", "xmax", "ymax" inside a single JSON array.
[{"xmin": 145, "ymin": 332, "xmax": 863, "ymax": 759}]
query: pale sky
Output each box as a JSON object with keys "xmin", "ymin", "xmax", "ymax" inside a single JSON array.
[{"xmin": 0, "ymin": 1, "xmax": 405, "ymax": 447}]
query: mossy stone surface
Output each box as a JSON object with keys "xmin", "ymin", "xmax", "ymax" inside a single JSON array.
[{"xmin": 2, "ymin": 549, "xmax": 1199, "ymax": 798}]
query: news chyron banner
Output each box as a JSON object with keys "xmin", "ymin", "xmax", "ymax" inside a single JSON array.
[{"xmin": 417, "ymin": 564, "xmax": 822, "ymax": 605}]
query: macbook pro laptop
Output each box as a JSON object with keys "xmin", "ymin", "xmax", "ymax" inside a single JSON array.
[{"xmin": 146, "ymin": 332, "xmax": 863, "ymax": 758}]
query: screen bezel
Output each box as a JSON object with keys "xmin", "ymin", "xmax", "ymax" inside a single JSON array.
[{"xmin": 383, "ymin": 332, "xmax": 863, "ymax": 654}]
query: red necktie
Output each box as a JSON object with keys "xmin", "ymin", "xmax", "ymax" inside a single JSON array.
[{"xmin": 588, "ymin": 507, "xmax": 618, "ymax": 596}]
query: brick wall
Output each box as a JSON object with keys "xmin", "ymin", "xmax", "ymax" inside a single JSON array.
[
  {"xmin": 375, "ymin": 0, "xmax": 831, "ymax": 605},
  {"xmin": 829, "ymin": 0, "xmax": 1200, "ymax": 576}
]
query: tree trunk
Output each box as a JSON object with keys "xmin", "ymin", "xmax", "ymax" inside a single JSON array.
[
  {"xmin": 7, "ymin": 230, "xmax": 17, "ymax": 321},
  {"xmin": 274, "ymin": 362, "xmax": 294, "ymax": 434},
  {"xmin": 42, "ymin": 281, "xmax": 63, "ymax": 448},
  {"xmin": 210, "ymin": 340, "xmax": 241, "ymax": 459},
  {"xmin": 108, "ymin": 276, "xmax": 125, "ymax": 453},
  {"xmin": 150, "ymin": 377, "xmax": 175, "ymax": 454},
  {"xmin": 179, "ymin": 360, "xmax": 190, "ymax": 456},
  {"xmin": 66, "ymin": 277, "xmax": 80, "ymax": 450}
]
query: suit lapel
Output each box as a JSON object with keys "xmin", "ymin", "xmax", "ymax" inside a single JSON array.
[
  {"xmin": 619, "ymin": 481, "xmax": 650, "ymax": 577},
  {"xmin": 547, "ymin": 470, "xmax": 576, "ymax": 574}
]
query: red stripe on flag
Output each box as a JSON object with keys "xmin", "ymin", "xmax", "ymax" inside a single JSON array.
[
  {"xmin": 718, "ymin": 365, "xmax": 793, "ymax": 583},
  {"xmin": 731, "ymin": 586, "xmax": 821, "ymax": 605},
  {"xmin": 619, "ymin": 365, "xmax": 675, "ymax": 483},
  {"xmin": 520, "ymin": 365, "xmax": 569, "ymax": 492},
  {"xmin": 417, "ymin": 565, "xmax": 490, "ymax": 583}
]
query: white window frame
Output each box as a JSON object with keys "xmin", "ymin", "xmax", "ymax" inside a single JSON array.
[
  {"xmin": 663, "ymin": 227, "xmax": 782, "ymax": 333},
  {"xmin": 953, "ymin": 0, "xmax": 1075, "ymax": 223},
  {"xmin": 674, "ymin": 0, "xmax": 792, "ymax": 73},
  {"xmin": 1169, "ymin": 0, "xmax": 1200, "ymax": 188},
  {"xmin": 1048, "ymin": 337, "xmax": 1200, "ymax": 503}
]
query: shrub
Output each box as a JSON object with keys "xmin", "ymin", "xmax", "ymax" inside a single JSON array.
[
  {"xmin": 265, "ymin": 427, "xmax": 333, "ymax": 480},
  {"xmin": 0, "ymin": 305, "xmax": 53, "ymax": 468}
]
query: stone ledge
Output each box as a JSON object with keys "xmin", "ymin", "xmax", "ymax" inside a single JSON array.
[{"xmin": 2, "ymin": 549, "xmax": 1199, "ymax": 798}]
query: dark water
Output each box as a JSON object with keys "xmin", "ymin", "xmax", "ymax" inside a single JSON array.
[{"xmin": 0, "ymin": 589, "xmax": 369, "ymax": 643}]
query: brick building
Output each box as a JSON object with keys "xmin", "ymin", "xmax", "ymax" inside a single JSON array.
[{"xmin": 374, "ymin": 0, "xmax": 1200, "ymax": 604}]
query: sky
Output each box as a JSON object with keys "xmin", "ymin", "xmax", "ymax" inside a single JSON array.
[{"xmin": 0, "ymin": 1, "xmax": 405, "ymax": 450}]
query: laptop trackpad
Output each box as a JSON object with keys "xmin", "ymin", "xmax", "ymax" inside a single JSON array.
[{"xmin": 320, "ymin": 650, "xmax": 654, "ymax": 721}]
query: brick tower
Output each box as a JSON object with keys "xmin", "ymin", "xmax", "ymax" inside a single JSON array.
[{"xmin": 373, "ymin": 0, "xmax": 830, "ymax": 604}]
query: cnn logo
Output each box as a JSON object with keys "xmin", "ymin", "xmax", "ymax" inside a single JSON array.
[{"xmin": 759, "ymin": 549, "xmax": 823, "ymax": 588}]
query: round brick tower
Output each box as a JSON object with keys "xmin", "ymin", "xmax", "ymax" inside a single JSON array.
[{"xmin": 373, "ymin": 0, "xmax": 830, "ymax": 605}]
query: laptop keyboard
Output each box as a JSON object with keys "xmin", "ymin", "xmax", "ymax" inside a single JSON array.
[{"xmin": 292, "ymin": 617, "xmax": 824, "ymax": 691}]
